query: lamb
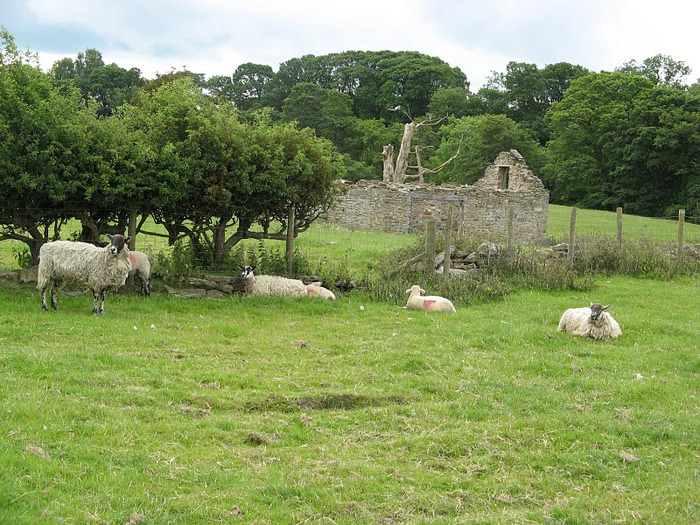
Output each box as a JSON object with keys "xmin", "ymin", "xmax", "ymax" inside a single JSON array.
[
  {"xmin": 239, "ymin": 265, "xmax": 308, "ymax": 297},
  {"xmin": 128, "ymin": 250, "xmax": 151, "ymax": 296},
  {"xmin": 557, "ymin": 303, "xmax": 622, "ymax": 340},
  {"xmin": 37, "ymin": 234, "xmax": 132, "ymax": 315},
  {"xmin": 306, "ymin": 282, "xmax": 336, "ymax": 300},
  {"xmin": 405, "ymin": 284, "xmax": 456, "ymax": 313}
]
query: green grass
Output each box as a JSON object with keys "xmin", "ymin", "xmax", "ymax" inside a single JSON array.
[
  {"xmin": 1, "ymin": 277, "xmax": 699, "ymax": 524},
  {"xmin": 1, "ymin": 205, "xmax": 700, "ymax": 523},
  {"xmin": 546, "ymin": 205, "xmax": 700, "ymax": 244}
]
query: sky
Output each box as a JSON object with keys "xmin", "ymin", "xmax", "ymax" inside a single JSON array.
[{"xmin": 2, "ymin": 0, "xmax": 700, "ymax": 90}]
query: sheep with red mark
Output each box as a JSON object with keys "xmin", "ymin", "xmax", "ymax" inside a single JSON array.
[
  {"xmin": 128, "ymin": 250, "xmax": 151, "ymax": 296},
  {"xmin": 405, "ymin": 284, "xmax": 456, "ymax": 313}
]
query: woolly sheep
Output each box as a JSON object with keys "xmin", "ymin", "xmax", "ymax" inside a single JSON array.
[
  {"xmin": 128, "ymin": 250, "xmax": 151, "ymax": 296},
  {"xmin": 557, "ymin": 303, "xmax": 622, "ymax": 340},
  {"xmin": 37, "ymin": 234, "xmax": 132, "ymax": 315},
  {"xmin": 239, "ymin": 265, "xmax": 308, "ymax": 297},
  {"xmin": 306, "ymin": 282, "xmax": 336, "ymax": 300},
  {"xmin": 405, "ymin": 284, "xmax": 456, "ymax": 313}
]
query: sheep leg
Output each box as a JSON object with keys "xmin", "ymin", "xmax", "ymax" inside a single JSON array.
[
  {"xmin": 50, "ymin": 279, "xmax": 59, "ymax": 310},
  {"xmin": 92, "ymin": 290, "xmax": 107, "ymax": 315},
  {"xmin": 40, "ymin": 285, "xmax": 49, "ymax": 311}
]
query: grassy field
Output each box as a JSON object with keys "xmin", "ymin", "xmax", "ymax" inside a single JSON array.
[{"xmin": 1, "ymin": 205, "xmax": 699, "ymax": 524}]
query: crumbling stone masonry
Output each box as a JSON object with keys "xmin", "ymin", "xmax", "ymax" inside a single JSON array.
[{"xmin": 325, "ymin": 150, "xmax": 549, "ymax": 245}]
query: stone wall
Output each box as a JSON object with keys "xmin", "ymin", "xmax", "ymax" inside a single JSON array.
[{"xmin": 325, "ymin": 150, "xmax": 550, "ymax": 245}]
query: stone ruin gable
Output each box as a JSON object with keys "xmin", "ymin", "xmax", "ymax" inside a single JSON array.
[
  {"xmin": 474, "ymin": 149, "xmax": 545, "ymax": 192},
  {"xmin": 324, "ymin": 150, "xmax": 549, "ymax": 244}
]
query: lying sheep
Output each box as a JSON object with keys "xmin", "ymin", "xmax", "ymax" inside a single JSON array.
[
  {"xmin": 306, "ymin": 282, "xmax": 336, "ymax": 300},
  {"xmin": 557, "ymin": 303, "xmax": 622, "ymax": 340},
  {"xmin": 239, "ymin": 265, "xmax": 308, "ymax": 297},
  {"xmin": 405, "ymin": 284, "xmax": 456, "ymax": 313},
  {"xmin": 37, "ymin": 234, "xmax": 132, "ymax": 315},
  {"xmin": 128, "ymin": 250, "xmax": 151, "ymax": 296}
]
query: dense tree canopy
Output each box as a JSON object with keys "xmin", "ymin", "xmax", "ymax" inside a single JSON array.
[{"xmin": 544, "ymin": 71, "xmax": 700, "ymax": 216}]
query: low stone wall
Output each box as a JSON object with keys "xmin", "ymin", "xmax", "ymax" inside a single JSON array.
[{"xmin": 325, "ymin": 180, "xmax": 549, "ymax": 244}]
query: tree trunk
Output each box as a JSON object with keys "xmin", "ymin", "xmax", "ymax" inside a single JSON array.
[
  {"xmin": 382, "ymin": 144, "xmax": 395, "ymax": 182},
  {"xmin": 394, "ymin": 122, "xmax": 416, "ymax": 183}
]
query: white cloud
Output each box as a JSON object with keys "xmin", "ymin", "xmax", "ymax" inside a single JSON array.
[{"xmin": 7, "ymin": 0, "xmax": 700, "ymax": 88}]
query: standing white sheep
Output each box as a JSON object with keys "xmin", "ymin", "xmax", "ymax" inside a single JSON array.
[
  {"xmin": 37, "ymin": 234, "xmax": 132, "ymax": 315},
  {"xmin": 128, "ymin": 250, "xmax": 151, "ymax": 296},
  {"xmin": 239, "ymin": 265, "xmax": 308, "ymax": 297},
  {"xmin": 557, "ymin": 303, "xmax": 622, "ymax": 340},
  {"xmin": 306, "ymin": 282, "xmax": 336, "ymax": 300},
  {"xmin": 405, "ymin": 284, "xmax": 456, "ymax": 313}
]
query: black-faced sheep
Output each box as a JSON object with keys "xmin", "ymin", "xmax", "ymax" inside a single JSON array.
[
  {"xmin": 557, "ymin": 303, "xmax": 622, "ymax": 340},
  {"xmin": 239, "ymin": 265, "xmax": 308, "ymax": 297},
  {"xmin": 405, "ymin": 284, "xmax": 456, "ymax": 313},
  {"xmin": 128, "ymin": 250, "xmax": 151, "ymax": 296},
  {"xmin": 37, "ymin": 234, "xmax": 132, "ymax": 315}
]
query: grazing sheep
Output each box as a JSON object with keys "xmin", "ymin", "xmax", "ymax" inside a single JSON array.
[
  {"xmin": 306, "ymin": 282, "xmax": 336, "ymax": 300},
  {"xmin": 239, "ymin": 265, "xmax": 308, "ymax": 297},
  {"xmin": 405, "ymin": 284, "xmax": 456, "ymax": 313},
  {"xmin": 557, "ymin": 303, "xmax": 622, "ymax": 340},
  {"xmin": 38, "ymin": 234, "xmax": 132, "ymax": 315},
  {"xmin": 128, "ymin": 250, "xmax": 151, "ymax": 296}
]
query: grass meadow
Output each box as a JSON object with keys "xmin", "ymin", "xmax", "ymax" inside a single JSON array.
[{"xmin": 1, "ymin": 205, "xmax": 699, "ymax": 524}]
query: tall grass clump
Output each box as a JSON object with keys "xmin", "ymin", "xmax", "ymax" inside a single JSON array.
[
  {"xmin": 573, "ymin": 235, "xmax": 700, "ymax": 278},
  {"xmin": 372, "ymin": 232, "xmax": 700, "ymax": 305}
]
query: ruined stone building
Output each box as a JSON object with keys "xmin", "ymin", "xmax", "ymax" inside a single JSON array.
[{"xmin": 324, "ymin": 150, "xmax": 549, "ymax": 245}]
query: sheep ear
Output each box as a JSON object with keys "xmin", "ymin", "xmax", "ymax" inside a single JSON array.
[
  {"xmin": 602, "ymin": 304, "xmax": 610, "ymax": 310},
  {"xmin": 420, "ymin": 288, "xmax": 426, "ymax": 294},
  {"xmin": 106, "ymin": 234, "xmax": 113, "ymax": 241},
  {"xmin": 125, "ymin": 236, "xmax": 132, "ymax": 244}
]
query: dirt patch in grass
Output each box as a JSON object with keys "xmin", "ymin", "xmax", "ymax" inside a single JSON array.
[{"xmin": 244, "ymin": 392, "xmax": 408, "ymax": 412}]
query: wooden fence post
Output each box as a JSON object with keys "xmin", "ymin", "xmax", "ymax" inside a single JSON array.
[
  {"xmin": 443, "ymin": 206, "xmax": 453, "ymax": 278},
  {"xmin": 616, "ymin": 207, "xmax": 623, "ymax": 248},
  {"xmin": 425, "ymin": 220, "xmax": 436, "ymax": 274},
  {"xmin": 569, "ymin": 206, "xmax": 577, "ymax": 263},
  {"xmin": 286, "ymin": 206, "xmax": 295, "ymax": 275},
  {"xmin": 677, "ymin": 209, "xmax": 686, "ymax": 261}
]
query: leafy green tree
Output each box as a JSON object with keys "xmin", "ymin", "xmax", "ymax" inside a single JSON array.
[
  {"xmin": 231, "ymin": 62, "xmax": 275, "ymax": 111},
  {"xmin": 616, "ymin": 54, "xmax": 691, "ymax": 87},
  {"xmin": 0, "ymin": 30, "xmax": 91, "ymax": 261},
  {"xmin": 125, "ymin": 79, "xmax": 346, "ymax": 264},
  {"xmin": 427, "ymin": 86, "xmax": 473, "ymax": 118},
  {"xmin": 544, "ymin": 71, "xmax": 700, "ymax": 216},
  {"xmin": 50, "ymin": 49, "xmax": 145, "ymax": 115},
  {"xmin": 483, "ymin": 61, "xmax": 589, "ymax": 144},
  {"xmin": 428, "ymin": 114, "xmax": 545, "ymax": 185}
]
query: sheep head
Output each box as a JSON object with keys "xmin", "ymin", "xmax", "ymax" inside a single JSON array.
[
  {"xmin": 240, "ymin": 265, "xmax": 256, "ymax": 279},
  {"xmin": 105, "ymin": 234, "xmax": 131, "ymax": 256},
  {"xmin": 589, "ymin": 303, "xmax": 610, "ymax": 322}
]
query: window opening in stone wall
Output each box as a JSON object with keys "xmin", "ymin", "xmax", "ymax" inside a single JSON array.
[{"xmin": 497, "ymin": 166, "xmax": 510, "ymax": 190}]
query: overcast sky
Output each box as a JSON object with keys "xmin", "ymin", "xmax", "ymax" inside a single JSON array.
[{"xmin": 2, "ymin": 0, "xmax": 699, "ymax": 90}]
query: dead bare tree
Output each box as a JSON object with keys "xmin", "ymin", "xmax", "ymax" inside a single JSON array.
[{"xmin": 382, "ymin": 109, "xmax": 459, "ymax": 184}]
